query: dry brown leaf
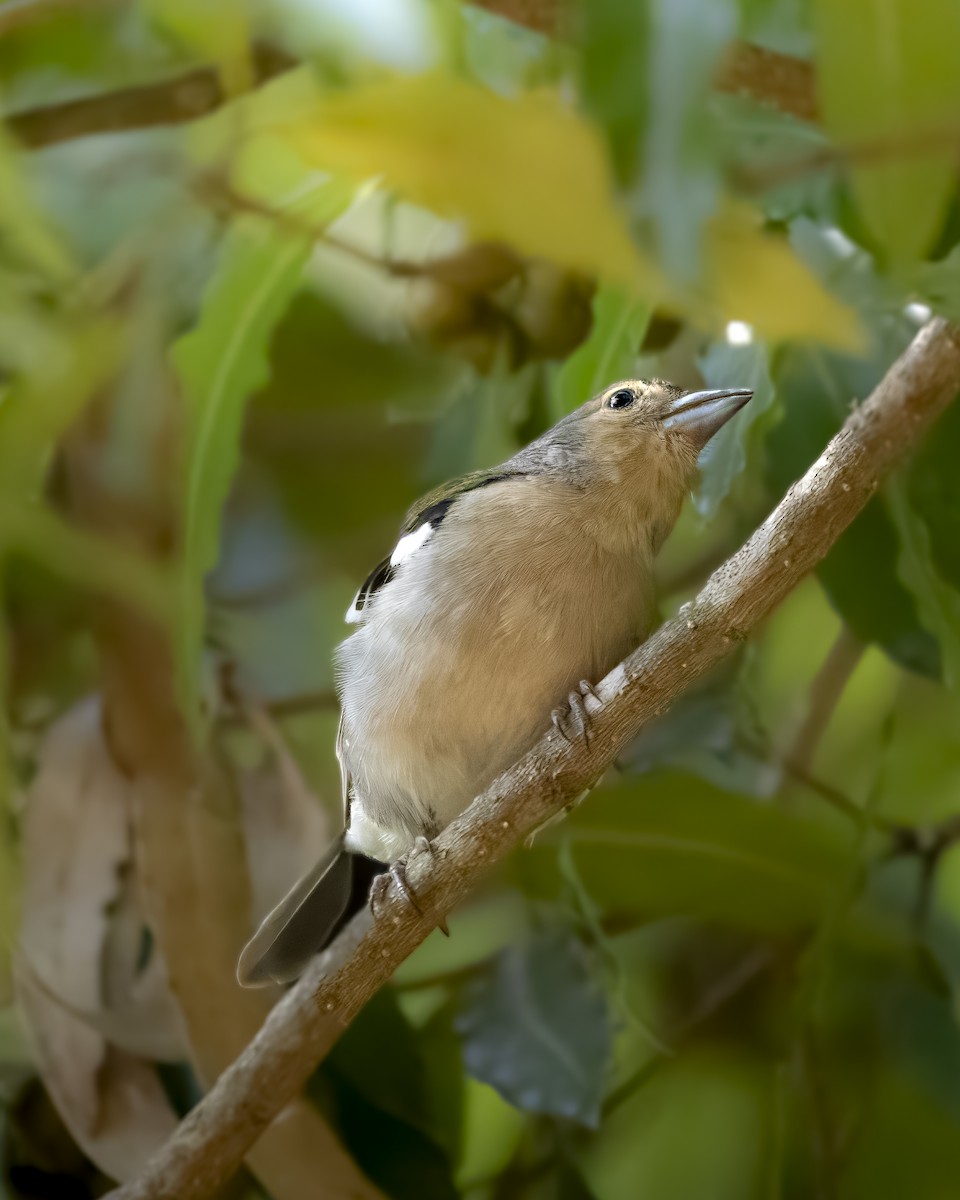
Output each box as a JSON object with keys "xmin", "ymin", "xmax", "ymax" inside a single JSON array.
[
  {"xmin": 15, "ymin": 699, "xmax": 181, "ymax": 1181},
  {"xmin": 132, "ymin": 749, "xmax": 382, "ymax": 1200}
]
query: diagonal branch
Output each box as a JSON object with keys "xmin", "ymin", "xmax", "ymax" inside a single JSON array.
[{"xmin": 108, "ymin": 317, "xmax": 960, "ymax": 1200}]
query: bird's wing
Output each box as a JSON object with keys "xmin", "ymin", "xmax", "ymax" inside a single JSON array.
[
  {"xmin": 236, "ymin": 833, "xmax": 354, "ymax": 986},
  {"xmin": 344, "ymin": 470, "xmax": 526, "ymax": 625}
]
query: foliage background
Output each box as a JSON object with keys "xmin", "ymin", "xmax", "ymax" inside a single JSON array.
[{"xmin": 2, "ymin": 0, "xmax": 960, "ymax": 1197}]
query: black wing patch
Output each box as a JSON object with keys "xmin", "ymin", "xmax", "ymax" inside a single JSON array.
[
  {"xmin": 346, "ymin": 473, "xmax": 521, "ymax": 624},
  {"xmin": 347, "ymin": 557, "xmax": 395, "ymax": 622}
]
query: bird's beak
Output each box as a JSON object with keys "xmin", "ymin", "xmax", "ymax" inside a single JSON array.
[{"xmin": 663, "ymin": 388, "xmax": 753, "ymax": 449}]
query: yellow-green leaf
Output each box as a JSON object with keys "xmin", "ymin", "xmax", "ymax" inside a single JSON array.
[
  {"xmin": 275, "ymin": 74, "xmax": 861, "ymax": 349},
  {"xmin": 278, "ymin": 72, "xmax": 648, "ymax": 287},
  {"xmin": 814, "ymin": 0, "xmax": 960, "ymax": 261},
  {"xmin": 0, "ymin": 126, "xmax": 73, "ymax": 282},
  {"xmin": 143, "ymin": 0, "xmax": 252, "ymax": 96},
  {"xmin": 698, "ymin": 205, "xmax": 864, "ymax": 350}
]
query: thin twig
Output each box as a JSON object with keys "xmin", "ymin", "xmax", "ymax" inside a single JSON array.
[
  {"xmin": 785, "ymin": 625, "xmax": 864, "ymax": 777},
  {"xmin": 107, "ymin": 319, "xmax": 960, "ymax": 1200}
]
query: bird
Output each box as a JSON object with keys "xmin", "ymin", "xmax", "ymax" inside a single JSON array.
[{"xmin": 237, "ymin": 377, "xmax": 751, "ymax": 986}]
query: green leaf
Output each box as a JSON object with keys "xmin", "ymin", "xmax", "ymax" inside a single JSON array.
[
  {"xmin": 814, "ymin": 0, "xmax": 960, "ymax": 261},
  {"xmin": 0, "ymin": 502, "xmax": 175, "ymax": 624},
  {"xmin": 887, "ymin": 482, "xmax": 960, "ymax": 689},
  {"xmin": 640, "ymin": 0, "xmax": 735, "ymax": 280},
  {"xmin": 327, "ymin": 988, "xmax": 452, "ymax": 1153},
  {"xmin": 0, "ymin": 128, "xmax": 73, "ymax": 282},
  {"xmin": 514, "ymin": 778, "xmax": 851, "ymax": 932},
  {"xmin": 578, "ymin": 1051, "xmax": 766, "ymax": 1200},
  {"xmin": 579, "ymin": 0, "xmax": 650, "ymax": 181},
  {"xmin": 552, "ymin": 286, "xmax": 650, "ymax": 416},
  {"xmin": 695, "ymin": 339, "xmax": 776, "ymax": 517},
  {"xmin": 767, "ymin": 345, "xmax": 940, "ymax": 676},
  {"xmin": 456, "ymin": 928, "xmax": 613, "ymax": 1127},
  {"xmin": 622, "ymin": 663, "xmax": 772, "ymax": 798},
  {"xmin": 906, "ymin": 396, "xmax": 960, "ymax": 591},
  {"xmin": 171, "ymin": 180, "xmax": 352, "ymax": 731},
  {"xmin": 314, "ymin": 992, "xmax": 460, "ymax": 1199},
  {"xmin": 0, "ymin": 315, "xmax": 120, "ymax": 502}
]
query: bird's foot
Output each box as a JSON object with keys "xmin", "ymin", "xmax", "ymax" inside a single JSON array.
[
  {"xmin": 369, "ymin": 836, "xmax": 450, "ymax": 936},
  {"xmin": 551, "ymin": 679, "xmax": 600, "ymax": 750}
]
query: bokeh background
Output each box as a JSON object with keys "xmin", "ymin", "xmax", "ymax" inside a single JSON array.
[{"xmin": 3, "ymin": 0, "xmax": 960, "ymax": 1197}]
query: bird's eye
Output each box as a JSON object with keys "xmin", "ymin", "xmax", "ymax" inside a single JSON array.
[{"xmin": 607, "ymin": 388, "xmax": 635, "ymax": 410}]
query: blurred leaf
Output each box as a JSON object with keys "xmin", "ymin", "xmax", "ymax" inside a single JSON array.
[
  {"xmin": 578, "ymin": 1050, "xmax": 765, "ymax": 1200},
  {"xmin": 279, "ymin": 75, "xmax": 862, "ymax": 348},
  {"xmin": 143, "ymin": 0, "xmax": 251, "ymax": 94},
  {"xmin": 842, "ymin": 1071, "xmax": 960, "ymax": 1199},
  {"xmin": 330, "ymin": 1078, "xmax": 459, "ymax": 1200},
  {"xmin": 767, "ymin": 345, "xmax": 940, "ymax": 675},
  {"xmin": 280, "ymin": 72, "xmax": 647, "ymax": 285},
  {"xmin": 327, "ymin": 989, "xmax": 444, "ymax": 1151},
  {"xmin": 0, "ymin": 316, "xmax": 120, "ymax": 502},
  {"xmin": 1, "ymin": 503, "xmax": 176, "ymax": 626},
  {"xmin": 641, "ymin": 0, "xmax": 735, "ymax": 279},
  {"xmin": 455, "ymin": 1076, "xmax": 526, "ymax": 1192},
  {"xmin": 907, "ymin": 396, "xmax": 960, "ymax": 590},
  {"xmin": 887, "ymin": 482, "xmax": 960, "ymax": 689},
  {"xmin": 14, "ymin": 699, "xmax": 180, "ymax": 1182},
  {"xmin": 172, "ymin": 186, "xmax": 352, "ymax": 732},
  {"xmin": 913, "ymin": 243, "xmax": 960, "ymax": 318},
  {"xmin": 814, "ymin": 0, "xmax": 960, "ymax": 260},
  {"xmin": 579, "ymin": 0, "xmax": 650, "ymax": 180},
  {"xmin": 320, "ymin": 995, "xmax": 461, "ymax": 1200},
  {"xmin": 695, "ymin": 339, "xmax": 777, "ymax": 517},
  {"xmin": 552, "ymin": 286, "xmax": 650, "ymax": 415},
  {"xmin": 623, "ymin": 666, "xmax": 774, "ymax": 798},
  {"xmin": 789, "ymin": 216, "xmax": 899, "ymax": 318},
  {"xmin": 418, "ymin": 1002, "xmax": 465, "ymax": 1163},
  {"xmin": 0, "ymin": 129, "xmax": 73, "ymax": 282},
  {"xmin": 700, "ymin": 205, "xmax": 864, "ymax": 350},
  {"xmin": 456, "ymin": 927, "xmax": 612, "ymax": 1127},
  {"xmin": 515, "ymin": 778, "xmax": 850, "ymax": 931}
]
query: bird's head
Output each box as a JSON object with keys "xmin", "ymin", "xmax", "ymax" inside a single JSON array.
[{"xmin": 518, "ymin": 377, "xmax": 752, "ymax": 552}]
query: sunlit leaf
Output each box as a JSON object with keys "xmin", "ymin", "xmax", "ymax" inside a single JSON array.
[
  {"xmin": 695, "ymin": 339, "xmax": 777, "ymax": 516},
  {"xmin": 279, "ymin": 72, "xmax": 647, "ymax": 286},
  {"xmin": 278, "ymin": 74, "xmax": 861, "ymax": 348},
  {"xmin": 814, "ymin": 0, "xmax": 960, "ymax": 260},
  {"xmin": 171, "ymin": 180, "xmax": 352, "ymax": 731},
  {"xmin": 552, "ymin": 286, "xmax": 650, "ymax": 415},
  {"xmin": 456, "ymin": 928, "xmax": 613, "ymax": 1127},
  {"xmin": 700, "ymin": 205, "xmax": 864, "ymax": 350},
  {"xmin": 887, "ymin": 482, "xmax": 960, "ymax": 689},
  {"xmin": 143, "ymin": 0, "xmax": 252, "ymax": 95}
]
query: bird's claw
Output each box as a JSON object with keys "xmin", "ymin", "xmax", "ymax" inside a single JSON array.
[
  {"xmin": 369, "ymin": 836, "xmax": 450, "ymax": 936},
  {"xmin": 551, "ymin": 679, "xmax": 599, "ymax": 749}
]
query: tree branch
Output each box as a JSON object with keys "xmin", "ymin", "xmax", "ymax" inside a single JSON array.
[
  {"xmin": 107, "ymin": 318, "xmax": 960, "ymax": 1200},
  {"xmin": 5, "ymin": 7, "xmax": 816, "ymax": 150}
]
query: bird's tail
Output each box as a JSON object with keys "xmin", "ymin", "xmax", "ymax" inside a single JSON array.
[{"xmin": 237, "ymin": 835, "xmax": 384, "ymax": 987}]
